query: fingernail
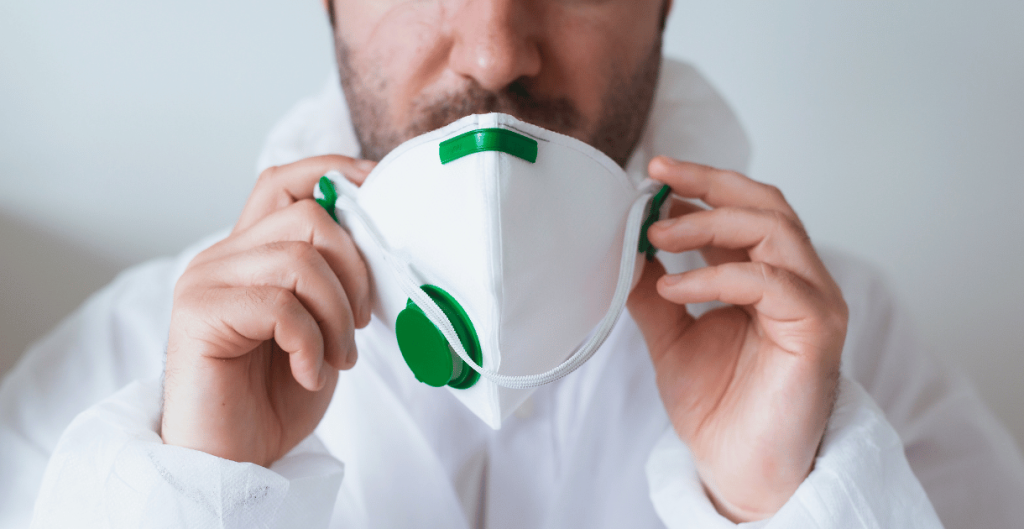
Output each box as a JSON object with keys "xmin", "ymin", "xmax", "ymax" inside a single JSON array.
[
  {"xmin": 652, "ymin": 156, "xmax": 680, "ymax": 170},
  {"xmin": 652, "ymin": 217, "xmax": 679, "ymax": 230},
  {"xmin": 356, "ymin": 160, "xmax": 377, "ymax": 172},
  {"xmin": 346, "ymin": 345, "xmax": 359, "ymax": 368},
  {"xmin": 317, "ymin": 368, "xmax": 328, "ymax": 390},
  {"xmin": 661, "ymin": 274, "xmax": 683, "ymax": 286}
]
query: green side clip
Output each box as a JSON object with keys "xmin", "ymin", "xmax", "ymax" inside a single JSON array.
[
  {"xmin": 315, "ymin": 176, "xmax": 339, "ymax": 222},
  {"xmin": 395, "ymin": 285, "xmax": 482, "ymax": 389},
  {"xmin": 638, "ymin": 184, "xmax": 671, "ymax": 260},
  {"xmin": 439, "ymin": 128, "xmax": 539, "ymax": 165}
]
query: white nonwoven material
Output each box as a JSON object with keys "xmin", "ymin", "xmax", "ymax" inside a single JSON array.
[
  {"xmin": 31, "ymin": 379, "xmax": 344, "ymax": 529},
  {"xmin": 647, "ymin": 377, "xmax": 944, "ymax": 528},
  {"xmin": 327, "ymin": 113, "xmax": 656, "ymax": 428}
]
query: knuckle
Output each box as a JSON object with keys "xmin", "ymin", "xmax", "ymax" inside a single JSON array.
[
  {"xmin": 767, "ymin": 208, "xmax": 790, "ymax": 227},
  {"xmin": 172, "ymin": 259, "xmax": 217, "ymax": 303},
  {"xmin": 719, "ymin": 169, "xmax": 746, "ymax": 182},
  {"xmin": 170, "ymin": 288, "xmax": 201, "ymax": 320},
  {"xmin": 273, "ymin": 240, "xmax": 321, "ymax": 269},
  {"xmin": 267, "ymin": 286, "xmax": 297, "ymax": 314},
  {"xmin": 171, "ymin": 276, "xmax": 195, "ymax": 303},
  {"xmin": 290, "ymin": 199, "xmax": 332, "ymax": 229},
  {"xmin": 821, "ymin": 308, "xmax": 849, "ymax": 348},
  {"xmin": 315, "ymin": 154, "xmax": 350, "ymax": 166},
  {"xmin": 706, "ymin": 264, "xmax": 727, "ymax": 283},
  {"xmin": 180, "ymin": 244, "xmax": 219, "ymax": 274},
  {"xmin": 770, "ymin": 210, "xmax": 809, "ymax": 240},
  {"xmin": 832, "ymin": 295, "xmax": 850, "ymax": 329},
  {"xmin": 169, "ymin": 287, "xmax": 221, "ymax": 342},
  {"xmin": 256, "ymin": 165, "xmax": 279, "ymax": 185},
  {"xmin": 710, "ymin": 169, "xmax": 745, "ymax": 190},
  {"xmin": 806, "ymin": 289, "xmax": 848, "ymax": 339},
  {"xmin": 295, "ymin": 197, "xmax": 325, "ymax": 218},
  {"xmin": 243, "ymin": 285, "xmax": 271, "ymax": 309},
  {"xmin": 832, "ymin": 310, "xmax": 849, "ymax": 336},
  {"xmin": 763, "ymin": 184, "xmax": 786, "ymax": 203}
]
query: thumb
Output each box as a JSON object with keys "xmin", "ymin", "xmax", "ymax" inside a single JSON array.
[{"xmin": 627, "ymin": 257, "xmax": 695, "ymax": 363}]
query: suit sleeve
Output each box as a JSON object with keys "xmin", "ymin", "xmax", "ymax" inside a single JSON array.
[
  {"xmin": 646, "ymin": 376, "xmax": 943, "ymax": 528},
  {"xmin": 29, "ymin": 379, "xmax": 344, "ymax": 529},
  {"xmin": 0, "ymin": 232, "xmax": 218, "ymax": 528},
  {"xmin": 828, "ymin": 252, "xmax": 1024, "ymax": 528}
]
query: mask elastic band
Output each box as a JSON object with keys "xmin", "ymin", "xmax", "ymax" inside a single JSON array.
[{"xmin": 320, "ymin": 171, "xmax": 660, "ymax": 389}]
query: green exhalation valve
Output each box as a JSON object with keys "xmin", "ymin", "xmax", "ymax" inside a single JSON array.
[
  {"xmin": 395, "ymin": 285, "xmax": 482, "ymax": 389},
  {"xmin": 439, "ymin": 128, "xmax": 539, "ymax": 165}
]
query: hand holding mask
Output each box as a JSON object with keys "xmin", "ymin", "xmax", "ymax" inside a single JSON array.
[{"xmin": 628, "ymin": 158, "xmax": 848, "ymax": 522}]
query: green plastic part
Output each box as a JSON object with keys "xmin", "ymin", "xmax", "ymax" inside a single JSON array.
[
  {"xmin": 395, "ymin": 285, "xmax": 482, "ymax": 389},
  {"xmin": 315, "ymin": 176, "xmax": 339, "ymax": 222},
  {"xmin": 638, "ymin": 184, "xmax": 671, "ymax": 260},
  {"xmin": 439, "ymin": 128, "xmax": 538, "ymax": 165}
]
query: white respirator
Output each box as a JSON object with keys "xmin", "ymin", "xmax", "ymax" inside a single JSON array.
[{"xmin": 315, "ymin": 113, "xmax": 669, "ymax": 428}]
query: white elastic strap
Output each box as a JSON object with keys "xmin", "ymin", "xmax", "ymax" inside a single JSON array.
[{"xmin": 320, "ymin": 172, "xmax": 660, "ymax": 389}]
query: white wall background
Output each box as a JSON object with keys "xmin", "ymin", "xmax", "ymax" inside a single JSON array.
[{"xmin": 1, "ymin": 0, "xmax": 1021, "ymax": 447}]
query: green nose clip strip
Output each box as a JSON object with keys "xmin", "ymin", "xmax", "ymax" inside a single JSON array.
[
  {"xmin": 439, "ymin": 128, "xmax": 538, "ymax": 165},
  {"xmin": 395, "ymin": 285, "xmax": 483, "ymax": 389}
]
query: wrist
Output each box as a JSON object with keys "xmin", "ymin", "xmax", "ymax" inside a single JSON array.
[
  {"xmin": 694, "ymin": 451, "xmax": 816, "ymax": 523},
  {"xmin": 700, "ymin": 474, "xmax": 796, "ymax": 523}
]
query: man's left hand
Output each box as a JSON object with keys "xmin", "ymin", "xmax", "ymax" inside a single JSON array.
[{"xmin": 628, "ymin": 156, "xmax": 848, "ymax": 522}]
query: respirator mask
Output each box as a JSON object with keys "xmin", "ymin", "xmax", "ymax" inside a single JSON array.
[{"xmin": 315, "ymin": 113, "xmax": 669, "ymax": 428}]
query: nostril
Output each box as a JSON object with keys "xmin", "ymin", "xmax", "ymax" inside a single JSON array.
[{"xmin": 506, "ymin": 79, "xmax": 531, "ymax": 99}]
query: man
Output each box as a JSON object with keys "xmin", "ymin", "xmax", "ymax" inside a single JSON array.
[{"xmin": 2, "ymin": 0, "xmax": 1023, "ymax": 527}]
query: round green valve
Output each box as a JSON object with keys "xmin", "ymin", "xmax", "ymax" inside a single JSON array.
[{"xmin": 395, "ymin": 285, "xmax": 482, "ymax": 389}]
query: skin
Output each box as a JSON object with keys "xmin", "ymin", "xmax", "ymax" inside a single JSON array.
[
  {"xmin": 161, "ymin": 0, "xmax": 847, "ymax": 523},
  {"xmin": 329, "ymin": 0, "xmax": 664, "ymax": 164},
  {"xmin": 630, "ymin": 158, "xmax": 846, "ymax": 520}
]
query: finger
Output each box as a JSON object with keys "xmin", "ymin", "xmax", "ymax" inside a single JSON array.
[
  {"xmin": 649, "ymin": 206, "xmax": 831, "ymax": 289},
  {"xmin": 627, "ymin": 258, "xmax": 696, "ymax": 363},
  {"xmin": 184, "ymin": 285, "xmax": 328, "ymax": 391},
  {"xmin": 663, "ymin": 198, "xmax": 748, "ymax": 267},
  {"xmin": 236, "ymin": 155, "xmax": 377, "ymax": 233},
  {"xmin": 658, "ymin": 262, "xmax": 826, "ymax": 325},
  {"xmin": 648, "ymin": 157, "xmax": 800, "ymax": 223},
  {"xmin": 205, "ymin": 199, "xmax": 372, "ymax": 327},
  {"xmin": 667, "ymin": 197, "xmax": 705, "ymax": 217},
  {"xmin": 192, "ymin": 241, "xmax": 357, "ymax": 371}
]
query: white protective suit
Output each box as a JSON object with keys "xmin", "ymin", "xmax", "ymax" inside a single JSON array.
[{"xmin": 2, "ymin": 58, "xmax": 1023, "ymax": 528}]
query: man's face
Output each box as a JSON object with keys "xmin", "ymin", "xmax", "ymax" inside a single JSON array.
[{"xmin": 327, "ymin": 0, "xmax": 668, "ymax": 166}]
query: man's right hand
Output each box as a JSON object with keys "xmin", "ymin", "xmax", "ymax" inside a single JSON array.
[{"xmin": 161, "ymin": 155, "xmax": 376, "ymax": 467}]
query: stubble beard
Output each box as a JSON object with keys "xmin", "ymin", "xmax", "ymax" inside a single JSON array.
[{"xmin": 330, "ymin": 24, "xmax": 662, "ymax": 167}]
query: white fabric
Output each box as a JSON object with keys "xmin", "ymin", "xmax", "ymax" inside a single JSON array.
[
  {"xmin": 647, "ymin": 378, "xmax": 942, "ymax": 528},
  {"xmin": 314, "ymin": 112, "xmax": 662, "ymax": 427},
  {"xmin": 30, "ymin": 378, "xmax": 343, "ymax": 529},
  {"xmin": 1, "ymin": 58, "xmax": 1022, "ymax": 528}
]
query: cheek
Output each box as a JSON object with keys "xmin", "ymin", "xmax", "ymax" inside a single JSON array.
[
  {"xmin": 335, "ymin": 1, "xmax": 453, "ymax": 121},
  {"xmin": 539, "ymin": 3, "xmax": 663, "ymax": 118}
]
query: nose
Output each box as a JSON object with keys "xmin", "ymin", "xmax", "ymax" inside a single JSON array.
[{"xmin": 447, "ymin": 0, "xmax": 542, "ymax": 92}]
